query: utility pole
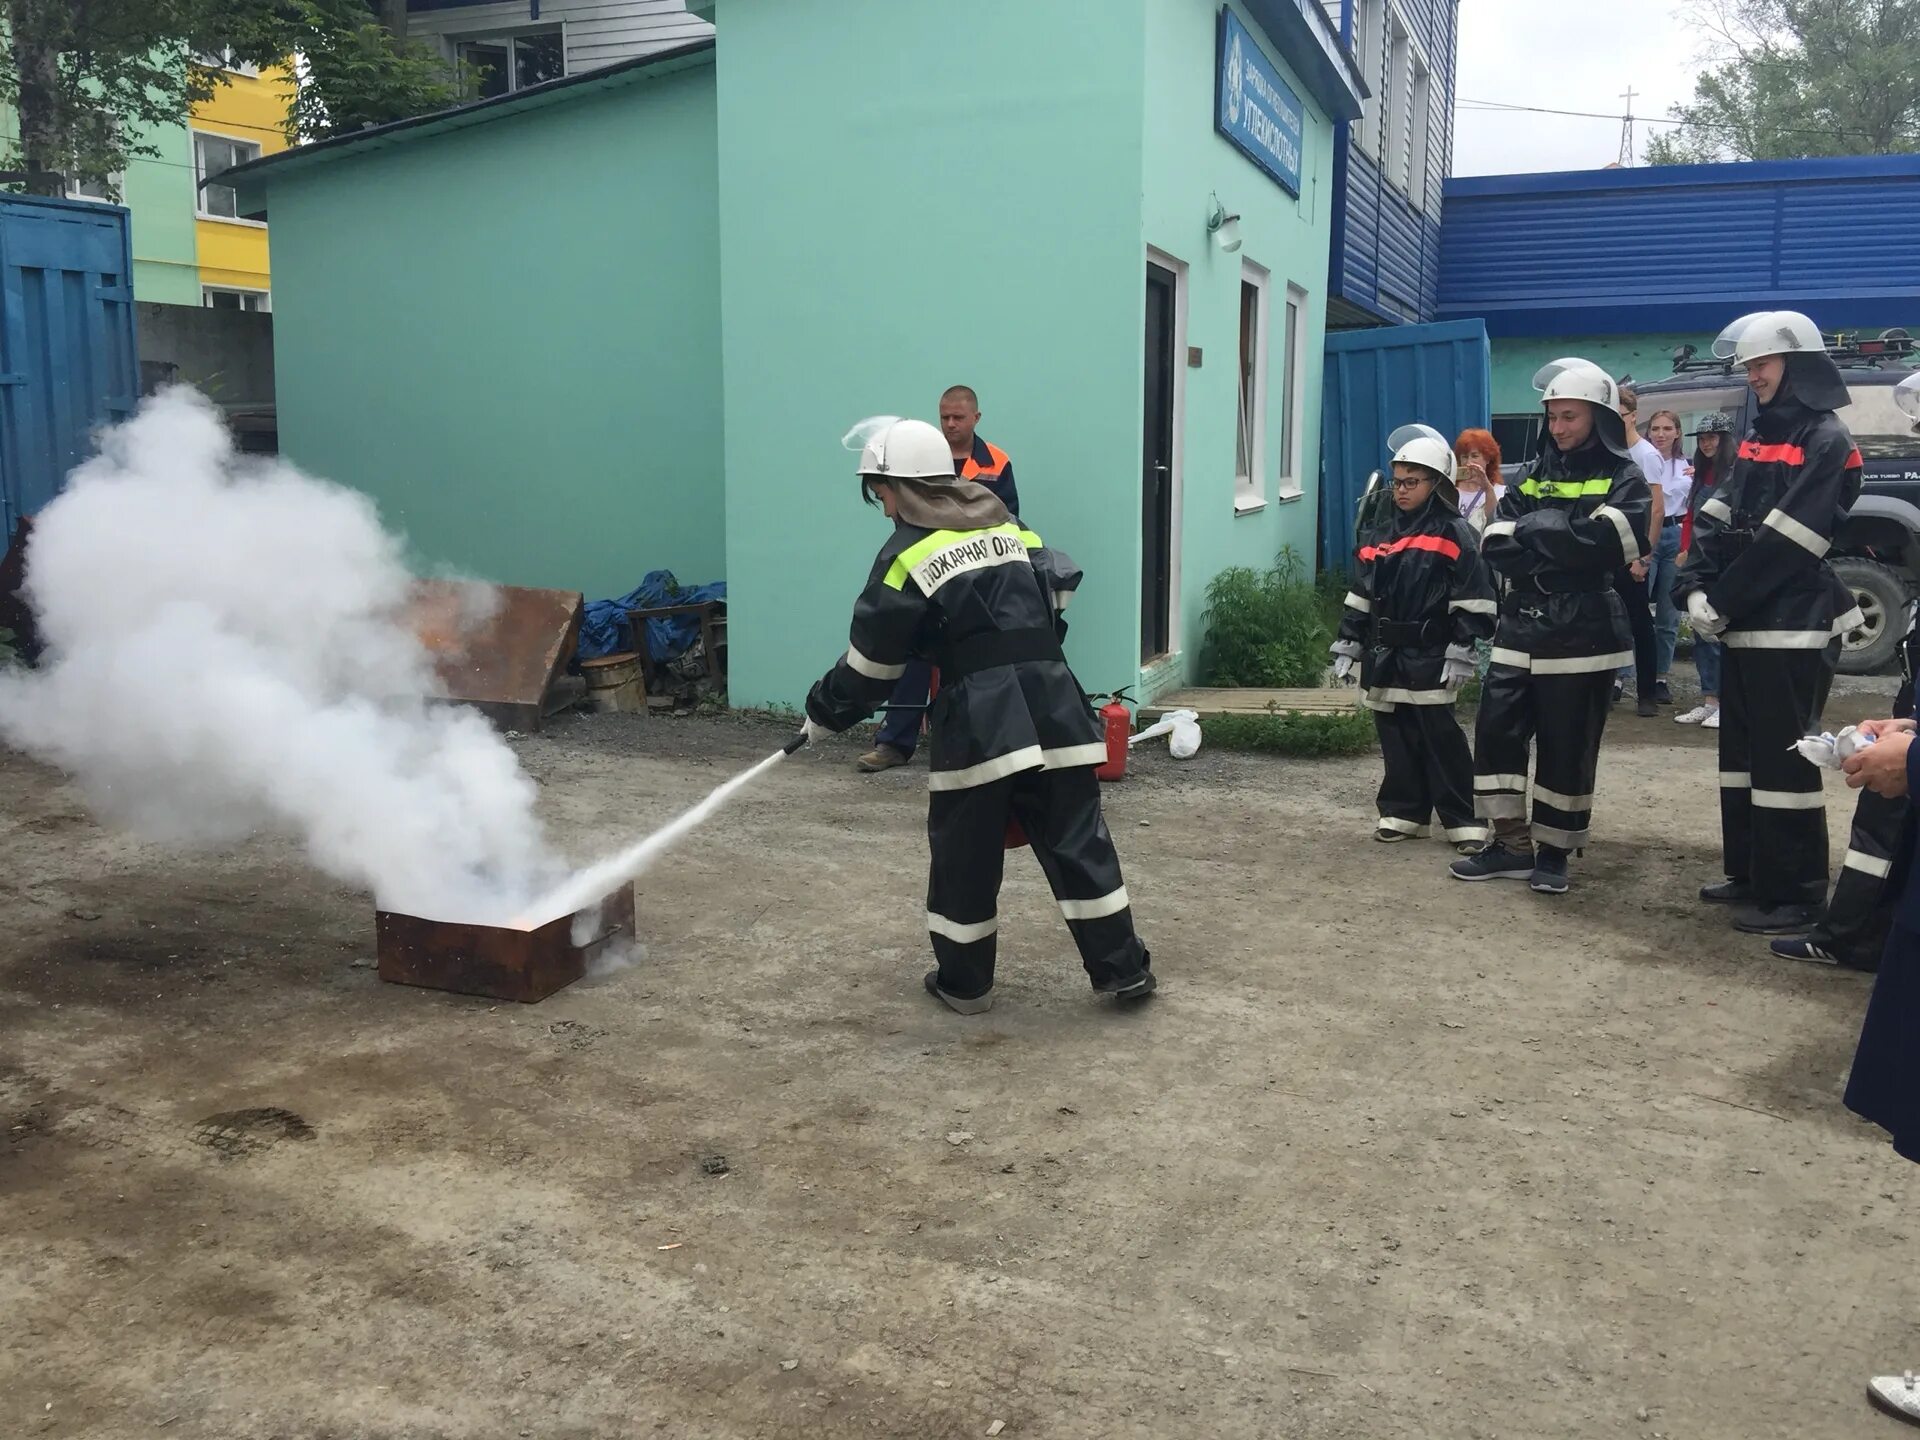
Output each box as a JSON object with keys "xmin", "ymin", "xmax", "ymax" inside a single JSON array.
[{"xmin": 1618, "ymin": 86, "xmax": 1638, "ymax": 167}]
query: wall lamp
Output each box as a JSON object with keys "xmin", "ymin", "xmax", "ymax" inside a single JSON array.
[{"xmin": 1206, "ymin": 193, "xmax": 1242, "ymax": 253}]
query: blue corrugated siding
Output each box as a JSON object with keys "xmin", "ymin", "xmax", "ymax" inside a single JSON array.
[
  {"xmin": 1319, "ymin": 318, "xmax": 1489, "ymax": 569},
  {"xmin": 1437, "ymin": 155, "xmax": 1920, "ymax": 336},
  {"xmin": 0, "ymin": 195, "xmax": 139, "ymax": 538},
  {"xmin": 1329, "ymin": 0, "xmax": 1454, "ymax": 324}
]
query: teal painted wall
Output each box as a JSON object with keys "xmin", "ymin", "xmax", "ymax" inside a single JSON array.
[
  {"xmin": 270, "ymin": 65, "xmax": 725, "ymax": 598},
  {"xmin": 1141, "ymin": 0, "xmax": 1334, "ymax": 689},
  {"xmin": 0, "ymin": 109, "xmax": 199, "ymax": 303},
  {"xmin": 714, "ymin": 0, "xmax": 1152, "ymax": 709}
]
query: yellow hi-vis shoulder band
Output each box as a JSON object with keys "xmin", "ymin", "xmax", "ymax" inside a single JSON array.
[
  {"xmin": 1517, "ymin": 477, "xmax": 1613, "ymax": 500},
  {"xmin": 884, "ymin": 523, "xmax": 1034, "ymax": 592}
]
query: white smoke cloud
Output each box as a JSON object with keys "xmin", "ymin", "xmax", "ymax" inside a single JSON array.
[{"xmin": 0, "ymin": 388, "xmax": 562, "ymax": 923}]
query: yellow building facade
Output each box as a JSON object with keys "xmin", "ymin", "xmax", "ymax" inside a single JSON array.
[{"xmin": 190, "ymin": 61, "xmax": 293, "ymax": 309}]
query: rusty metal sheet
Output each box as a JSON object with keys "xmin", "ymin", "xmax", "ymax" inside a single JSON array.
[
  {"xmin": 405, "ymin": 579, "xmax": 583, "ymax": 732},
  {"xmin": 374, "ymin": 882, "xmax": 635, "ymax": 1003}
]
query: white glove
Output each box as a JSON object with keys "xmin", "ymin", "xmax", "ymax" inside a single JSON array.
[
  {"xmin": 801, "ymin": 717, "xmax": 829, "ymax": 745},
  {"xmin": 1332, "ymin": 654, "xmax": 1357, "ymax": 684},
  {"xmin": 1442, "ymin": 655, "xmax": 1475, "ymax": 691},
  {"xmin": 1687, "ymin": 591, "xmax": 1727, "ymax": 638}
]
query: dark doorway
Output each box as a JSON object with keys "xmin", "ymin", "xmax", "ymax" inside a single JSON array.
[{"xmin": 1142, "ymin": 263, "xmax": 1176, "ymax": 663}]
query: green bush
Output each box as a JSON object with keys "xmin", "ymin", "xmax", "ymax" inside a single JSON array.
[
  {"xmin": 1201, "ymin": 549, "xmax": 1333, "ymax": 687},
  {"xmin": 1204, "ymin": 709, "xmax": 1377, "ymax": 757}
]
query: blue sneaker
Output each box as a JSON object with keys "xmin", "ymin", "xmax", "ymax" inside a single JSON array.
[
  {"xmin": 1529, "ymin": 847, "xmax": 1570, "ymax": 895},
  {"xmin": 1449, "ymin": 843, "xmax": 1533, "ymax": 881}
]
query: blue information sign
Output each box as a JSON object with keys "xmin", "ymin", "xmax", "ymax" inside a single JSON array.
[{"xmin": 1215, "ymin": 7, "xmax": 1304, "ymax": 198}]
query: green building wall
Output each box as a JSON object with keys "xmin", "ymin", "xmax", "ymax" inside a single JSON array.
[
  {"xmin": 713, "ymin": 0, "xmax": 1339, "ymax": 709},
  {"xmin": 1142, "ymin": 0, "xmax": 1334, "ymax": 680},
  {"xmin": 266, "ymin": 64, "xmax": 726, "ymax": 598}
]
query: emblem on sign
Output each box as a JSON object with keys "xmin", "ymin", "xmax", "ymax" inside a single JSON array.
[{"xmin": 1225, "ymin": 33, "xmax": 1244, "ymax": 126}]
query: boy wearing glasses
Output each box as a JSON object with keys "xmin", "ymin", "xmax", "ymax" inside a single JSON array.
[{"xmin": 1331, "ymin": 425, "xmax": 1496, "ymax": 853}]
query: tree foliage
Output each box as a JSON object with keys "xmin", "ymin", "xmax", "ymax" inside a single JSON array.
[
  {"xmin": 1, "ymin": 0, "xmax": 464, "ymax": 197},
  {"xmin": 1645, "ymin": 0, "xmax": 1920, "ymax": 163}
]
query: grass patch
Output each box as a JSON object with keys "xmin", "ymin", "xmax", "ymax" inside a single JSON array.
[{"xmin": 1204, "ymin": 709, "xmax": 1378, "ymax": 757}]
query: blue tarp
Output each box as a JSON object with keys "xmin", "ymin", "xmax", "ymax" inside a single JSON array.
[{"xmin": 579, "ymin": 571, "xmax": 726, "ymax": 664}]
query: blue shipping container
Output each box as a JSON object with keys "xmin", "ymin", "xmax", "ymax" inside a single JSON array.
[
  {"xmin": 0, "ymin": 193, "xmax": 140, "ymax": 539},
  {"xmin": 1320, "ymin": 317, "xmax": 1490, "ymax": 571}
]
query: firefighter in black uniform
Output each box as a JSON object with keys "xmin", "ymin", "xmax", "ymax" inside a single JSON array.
[
  {"xmin": 1449, "ymin": 359, "xmax": 1653, "ymax": 895},
  {"xmin": 1770, "ymin": 372, "xmax": 1920, "ymax": 968},
  {"xmin": 1331, "ymin": 423, "xmax": 1497, "ymax": 851},
  {"xmin": 800, "ymin": 417, "xmax": 1154, "ymax": 1014},
  {"xmin": 1677, "ymin": 310, "xmax": 1865, "ymax": 936}
]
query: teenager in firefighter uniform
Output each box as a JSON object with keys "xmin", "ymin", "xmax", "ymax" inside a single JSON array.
[
  {"xmin": 1449, "ymin": 359, "xmax": 1652, "ymax": 895},
  {"xmin": 1676, "ymin": 311, "xmax": 1865, "ymax": 935},
  {"xmin": 1330, "ymin": 424, "xmax": 1497, "ymax": 851},
  {"xmin": 801, "ymin": 417, "xmax": 1154, "ymax": 1014}
]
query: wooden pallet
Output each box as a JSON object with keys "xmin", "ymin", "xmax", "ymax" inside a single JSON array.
[{"xmin": 1137, "ymin": 687, "xmax": 1361, "ymax": 721}]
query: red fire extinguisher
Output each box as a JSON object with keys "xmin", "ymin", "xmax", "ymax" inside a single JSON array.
[{"xmin": 1095, "ymin": 689, "xmax": 1135, "ymax": 782}]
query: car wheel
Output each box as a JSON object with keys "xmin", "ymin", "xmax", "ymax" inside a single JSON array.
[{"xmin": 1830, "ymin": 557, "xmax": 1909, "ymax": 675}]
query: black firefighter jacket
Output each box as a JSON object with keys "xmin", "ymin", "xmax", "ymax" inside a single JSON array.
[
  {"xmin": 806, "ymin": 520, "xmax": 1105, "ymax": 791},
  {"xmin": 1674, "ymin": 400, "xmax": 1863, "ymax": 646},
  {"xmin": 1335, "ymin": 495, "xmax": 1497, "ymax": 711},
  {"xmin": 1481, "ymin": 438, "xmax": 1652, "ymax": 667}
]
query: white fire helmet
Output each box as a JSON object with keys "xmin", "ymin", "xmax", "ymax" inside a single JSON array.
[
  {"xmin": 1898, "ymin": 372, "xmax": 1920, "ymax": 425},
  {"xmin": 842, "ymin": 416, "xmax": 954, "ymax": 480},
  {"xmin": 1387, "ymin": 423, "xmax": 1457, "ymax": 484},
  {"xmin": 1531, "ymin": 357, "xmax": 1622, "ymax": 414},
  {"xmin": 1713, "ymin": 310, "xmax": 1824, "ymax": 365}
]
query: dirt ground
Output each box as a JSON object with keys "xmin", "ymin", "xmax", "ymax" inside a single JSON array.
[{"xmin": 5, "ymin": 666, "xmax": 1919, "ymax": 1440}]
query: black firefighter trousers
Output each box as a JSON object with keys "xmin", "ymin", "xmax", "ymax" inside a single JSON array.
[
  {"xmin": 926, "ymin": 764, "xmax": 1151, "ymax": 1001},
  {"xmin": 1808, "ymin": 676, "xmax": 1913, "ymax": 967},
  {"xmin": 1372, "ymin": 702, "xmax": 1486, "ymax": 843},
  {"xmin": 1472, "ymin": 654, "xmax": 1617, "ymax": 850},
  {"xmin": 1717, "ymin": 639, "xmax": 1836, "ymax": 907}
]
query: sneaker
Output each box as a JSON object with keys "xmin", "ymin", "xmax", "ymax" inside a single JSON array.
[
  {"xmin": 1770, "ymin": 936, "xmax": 1842, "ymax": 966},
  {"xmin": 1610, "ymin": 679, "xmax": 1625, "ymax": 704},
  {"xmin": 1529, "ymin": 847, "xmax": 1570, "ymax": 895},
  {"xmin": 1651, "ymin": 679, "xmax": 1673, "ymax": 705},
  {"xmin": 923, "ymin": 970, "xmax": 992, "ymax": 1014},
  {"xmin": 1870, "ymin": 1372, "xmax": 1920, "ymax": 1422},
  {"xmin": 857, "ymin": 744, "xmax": 911, "ymax": 773},
  {"xmin": 1675, "ymin": 704, "xmax": 1715, "ymax": 725},
  {"xmin": 1732, "ymin": 902, "xmax": 1824, "ymax": 935},
  {"xmin": 1702, "ymin": 708, "xmax": 1721, "ymax": 729},
  {"xmin": 1636, "ymin": 696, "xmax": 1658, "ymax": 718},
  {"xmin": 1375, "ymin": 826, "xmax": 1414, "ymax": 843},
  {"xmin": 1700, "ymin": 878, "xmax": 1752, "ymax": 904},
  {"xmin": 1449, "ymin": 842, "xmax": 1534, "ymax": 881}
]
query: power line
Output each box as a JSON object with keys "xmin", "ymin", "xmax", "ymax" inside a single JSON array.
[{"xmin": 1457, "ymin": 94, "xmax": 1906, "ymax": 145}]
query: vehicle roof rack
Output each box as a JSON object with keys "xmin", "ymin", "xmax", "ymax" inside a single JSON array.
[{"xmin": 1669, "ymin": 328, "xmax": 1916, "ymax": 375}]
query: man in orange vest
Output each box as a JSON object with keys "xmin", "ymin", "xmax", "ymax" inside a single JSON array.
[{"xmin": 858, "ymin": 384, "xmax": 1021, "ymax": 771}]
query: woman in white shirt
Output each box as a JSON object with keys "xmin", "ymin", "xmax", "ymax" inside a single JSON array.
[{"xmin": 1640, "ymin": 409, "xmax": 1694, "ymax": 700}]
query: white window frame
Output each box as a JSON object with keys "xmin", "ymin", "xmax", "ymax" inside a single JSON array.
[
  {"xmin": 202, "ymin": 285, "xmax": 271, "ymax": 313},
  {"xmin": 1277, "ymin": 284, "xmax": 1308, "ymax": 500},
  {"xmin": 454, "ymin": 25, "xmax": 567, "ymax": 98},
  {"xmin": 1405, "ymin": 48, "xmax": 1434, "ymax": 210},
  {"xmin": 192, "ymin": 128, "xmax": 265, "ymax": 226},
  {"xmin": 1353, "ymin": 0, "xmax": 1384, "ymax": 158},
  {"xmin": 63, "ymin": 168, "xmax": 123, "ymax": 204},
  {"xmin": 1234, "ymin": 259, "xmax": 1271, "ymax": 515}
]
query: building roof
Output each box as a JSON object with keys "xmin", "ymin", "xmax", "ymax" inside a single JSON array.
[
  {"xmin": 224, "ymin": 38, "xmax": 716, "ymax": 216},
  {"xmin": 1437, "ymin": 153, "xmax": 1920, "ymax": 337}
]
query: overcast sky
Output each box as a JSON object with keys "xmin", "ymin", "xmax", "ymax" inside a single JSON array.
[{"xmin": 1452, "ymin": 0, "xmax": 1721, "ymax": 175}]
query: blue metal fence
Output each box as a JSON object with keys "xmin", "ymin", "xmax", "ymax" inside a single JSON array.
[{"xmin": 1320, "ymin": 317, "xmax": 1490, "ymax": 570}]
